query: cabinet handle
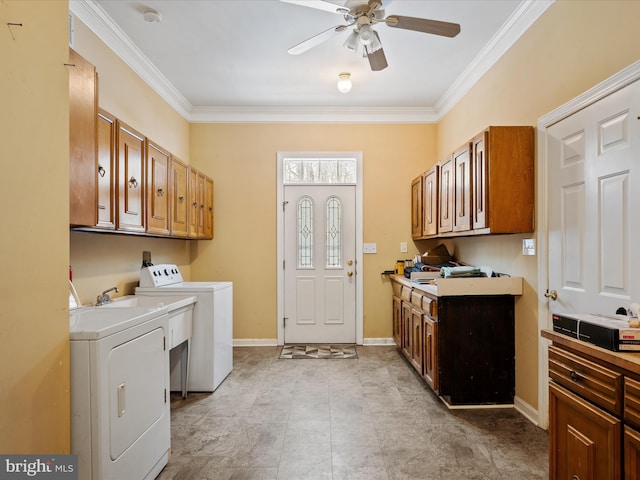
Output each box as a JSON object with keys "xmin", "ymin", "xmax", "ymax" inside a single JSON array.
[
  {"xmin": 98, "ymin": 165, "xmax": 106, "ymax": 177},
  {"xmin": 128, "ymin": 176, "xmax": 138, "ymax": 188},
  {"xmin": 157, "ymin": 188, "xmax": 164, "ymax": 197},
  {"xmin": 209, "ymin": 207, "xmax": 213, "ymax": 212},
  {"xmin": 192, "ymin": 201, "xmax": 198, "ymax": 208},
  {"xmin": 569, "ymin": 371, "xmax": 580, "ymax": 382},
  {"xmin": 178, "ymin": 195, "xmax": 185, "ymax": 203},
  {"xmin": 572, "ymin": 476, "xmax": 579, "ymax": 480}
]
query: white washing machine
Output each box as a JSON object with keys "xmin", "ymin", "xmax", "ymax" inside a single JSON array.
[
  {"xmin": 70, "ymin": 306, "xmax": 171, "ymax": 480},
  {"xmin": 136, "ymin": 264, "xmax": 233, "ymax": 392}
]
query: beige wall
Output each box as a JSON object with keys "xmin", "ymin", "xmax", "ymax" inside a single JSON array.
[
  {"xmin": 189, "ymin": 123, "xmax": 436, "ymax": 340},
  {"xmin": 437, "ymin": 0, "xmax": 640, "ymax": 409},
  {"xmin": 0, "ymin": 1, "xmax": 70, "ymax": 453}
]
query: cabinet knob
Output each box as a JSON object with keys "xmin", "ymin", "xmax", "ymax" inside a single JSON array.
[
  {"xmin": 128, "ymin": 176, "xmax": 138, "ymax": 188},
  {"xmin": 178, "ymin": 195, "xmax": 185, "ymax": 203},
  {"xmin": 192, "ymin": 202, "xmax": 198, "ymax": 208},
  {"xmin": 157, "ymin": 188, "xmax": 164, "ymax": 197},
  {"xmin": 98, "ymin": 165, "xmax": 106, "ymax": 178},
  {"xmin": 572, "ymin": 476, "xmax": 579, "ymax": 480},
  {"xmin": 569, "ymin": 371, "xmax": 580, "ymax": 382}
]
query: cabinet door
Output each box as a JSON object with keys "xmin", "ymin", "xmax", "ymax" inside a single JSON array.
[
  {"xmin": 116, "ymin": 122, "xmax": 146, "ymax": 232},
  {"xmin": 423, "ymin": 315, "xmax": 438, "ymax": 392},
  {"xmin": 453, "ymin": 144, "xmax": 471, "ymax": 232},
  {"xmin": 187, "ymin": 167, "xmax": 199, "ymax": 238},
  {"xmin": 410, "ymin": 307, "xmax": 423, "ymax": 373},
  {"xmin": 169, "ymin": 157, "xmax": 188, "ymax": 238},
  {"xmin": 392, "ymin": 296, "xmax": 402, "ymax": 347},
  {"xmin": 472, "ymin": 132, "xmax": 488, "ymax": 230},
  {"xmin": 69, "ymin": 48, "xmax": 97, "ymax": 227},
  {"xmin": 401, "ymin": 301, "xmax": 412, "ymax": 360},
  {"xmin": 549, "ymin": 382, "xmax": 621, "ymax": 480},
  {"xmin": 438, "ymin": 157, "xmax": 453, "ymax": 233},
  {"xmin": 196, "ymin": 170, "xmax": 206, "ymax": 238},
  {"xmin": 411, "ymin": 175, "xmax": 423, "ymax": 238},
  {"xmin": 204, "ymin": 176, "xmax": 214, "ymax": 239},
  {"xmin": 146, "ymin": 141, "xmax": 170, "ymax": 236},
  {"xmin": 625, "ymin": 426, "xmax": 640, "ymax": 480},
  {"xmin": 96, "ymin": 109, "xmax": 115, "ymax": 229},
  {"xmin": 422, "ymin": 166, "xmax": 438, "ymax": 237}
]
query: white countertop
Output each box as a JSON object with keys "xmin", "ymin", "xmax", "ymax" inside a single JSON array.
[{"xmin": 392, "ymin": 275, "xmax": 523, "ymax": 297}]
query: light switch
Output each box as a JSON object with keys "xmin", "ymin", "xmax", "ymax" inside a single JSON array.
[
  {"xmin": 400, "ymin": 242, "xmax": 408, "ymax": 253},
  {"xmin": 522, "ymin": 238, "xmax": 536, "ymax": 256},
  {"xmin": 363, "ymin": 243, "xmax": 377, "ymax": 254}
]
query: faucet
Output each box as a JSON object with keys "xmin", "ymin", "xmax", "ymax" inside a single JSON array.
[{"xmin": 96, "ymin": 286, "xmax": 119, "ymax": 306}]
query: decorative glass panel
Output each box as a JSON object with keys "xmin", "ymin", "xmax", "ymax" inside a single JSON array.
[
  {"xmin": 297, "ymin": 196, "xmax": 313, "ymax": 268},
  {"xmin": 326, "ymin": 196, "xmax": 342, "ymax": 268},
  {"xmin": 284, "ymin": 157, "xmax": 356, "ymax": 184}
]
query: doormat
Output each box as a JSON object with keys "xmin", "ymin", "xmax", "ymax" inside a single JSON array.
[{"xmin": 279, "ymin": 344, "xmax": 358, "ymax": 359}]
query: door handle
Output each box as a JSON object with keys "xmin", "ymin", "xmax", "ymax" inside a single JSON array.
[{"xmin": 544, "ymin": 290, "xmax": 558, "ymax": 301}]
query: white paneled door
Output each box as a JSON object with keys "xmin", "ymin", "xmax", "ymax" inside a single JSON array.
[
  {"xmin": 546, "ymin": 79, "xmax": 640, "ymax": 316},
  {"xmin": 283, "ymin": 185, "xmax": 356, "ymax": 344}
]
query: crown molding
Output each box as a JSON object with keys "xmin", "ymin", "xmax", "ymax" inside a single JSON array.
[{"xmin": 70, "ymin": 0, "xmax": 553, "ymax": 124}]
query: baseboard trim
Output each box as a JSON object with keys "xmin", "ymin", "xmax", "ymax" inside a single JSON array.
[
  {"xmin": 514, "ymin": 395, "xmax": 541, "ymax": 428},
  {"xmin": 362, "ymin": 338, "xmax": 396, "ymax": 346},
  {"xmin": 233, "ymin": 339, "xmax": 278, "ymax": 347}
]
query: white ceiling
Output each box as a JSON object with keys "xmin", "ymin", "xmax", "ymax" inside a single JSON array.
[{"xmin": 70, "ymin": 0, "xmax": 552, "ymax": 123}]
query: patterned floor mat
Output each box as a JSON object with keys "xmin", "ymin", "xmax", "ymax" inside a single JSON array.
[{"xmin": 279, "ymin": 344, "xmax": 358, "ymax": 359}]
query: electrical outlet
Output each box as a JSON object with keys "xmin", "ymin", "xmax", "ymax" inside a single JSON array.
[
  {"xmin": 522, "ymin": 238, "xmax": 536, "ymax": 256},
  {"xmin": 400, "ymin": 242, "xmax": 408, "ymax": 253},
  {"xmin": 363, "ymin": 243, "xmax": 377, "ymax": 254}
]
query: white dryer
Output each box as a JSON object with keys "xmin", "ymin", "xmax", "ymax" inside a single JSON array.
[
  {"xmin": 136, "ymin": 264, "xmax": 233, "ymax": 392},
  {"xmin": 70, "ymin": 306, "xmax": 171, "ymax": 480}
]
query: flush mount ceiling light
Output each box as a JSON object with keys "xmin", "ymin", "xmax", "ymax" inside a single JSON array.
[
  {"xmin": 337, "ymin": 72, "xmax": 352, "ymax": 93},
  {"xmin": 143, "ymin": 10, "xmax": 162, "ymax": 23}
]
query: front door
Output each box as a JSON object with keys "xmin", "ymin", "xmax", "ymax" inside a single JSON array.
[
  {"xmin": 283, "ymin": 184, "xmax": 356, "ymax": 344},
  {"xmin": 546, "ymin": 79, "xmax": 640, "ymax": 316}
]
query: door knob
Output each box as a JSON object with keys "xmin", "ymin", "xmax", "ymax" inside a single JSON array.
[
  {"xmin": 544, "ymin": 290, "xmax": 558, "ymax": 301},
  {"xmin": 347, "ymin": 271, "xmax": 353, "ymax": 277}
]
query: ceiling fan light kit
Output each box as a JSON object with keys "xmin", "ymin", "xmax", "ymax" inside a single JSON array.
[
  {"xmin": 282, "ymin": 0, "xmax": 461, "ymax": 72},
  {"xmin": 337, "ymin": 72, "xmax": 352, "ymax": 93}
]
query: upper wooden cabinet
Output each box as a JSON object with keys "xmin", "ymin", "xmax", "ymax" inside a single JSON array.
[
  {"xmin": 421, "ymin": 165, "xmax": 438, "ymax": 237},
  {"xmin": 116, "ymin": 121, "xmax": 146, "ymax": 233},
  {"xmin": 412, "ymin": 126, "xmax": 534, "ymax": 239},
  {"xmin": 204, "ymin": 176, "xmax": 214, "ymax": 239},
  {"xmin": 410, "ymin": 175, "xmax": 423, "ymax": 238},
  {"xmin": 69, "ymin": 48, "xmax": 98, "ymax": 227},
  {"xmin": 169, "ymin": 157, "xmax": 189, "ymax": 238},
  {"xmin": 437, "ymin": 156, "xmax": 453, "ymax": 235},
  {"xmin": 452, "ymin": 144, "xmax": 471, "ymax": 233},
  {"xmin": 472, "ymin": 126, "xmax": 534, "ymax": 234},
  {"xmin": 96, "ymin": 109, "xmax": 116, "ymax": 230},
  {"xmin": 146, "ymin": 141, "xmax": 170, "ymax": 236}
]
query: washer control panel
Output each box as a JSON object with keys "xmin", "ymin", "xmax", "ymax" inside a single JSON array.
[{"xmin": 139, "ymin": 264, "xmax": 184, "ymax": 288}]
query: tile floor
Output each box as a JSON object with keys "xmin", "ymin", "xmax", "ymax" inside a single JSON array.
[{"xmin": 157, "ymin": 346, "xmax": 549, "ymax": 480}]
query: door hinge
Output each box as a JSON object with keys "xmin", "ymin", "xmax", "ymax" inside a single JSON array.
[
  {"xmin": 164, "ymin": 388, "xmax": 167, "ymax": 403},
  {"xmin": 283, "ymin": 260, "xmax": 285, "ymax": 269},
  {"xmin": 283, "ymin": 200, "xmax": 289, "ymax": 211},
  {"xmin": 283, "ymin": 317, "xmax": 288, "ymax": 326},
  {"xmin": 163, "ymin": 336, "xmax": 166, "ymax": 351}
]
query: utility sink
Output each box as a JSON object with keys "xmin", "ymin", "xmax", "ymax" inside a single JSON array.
[
  {"xmin": 69, "ymin": 306, "xmax": 169, "ymax": 340},
  {"xmin": 100, "ymin": 294, "xmax": 196, "ymax": 311}
]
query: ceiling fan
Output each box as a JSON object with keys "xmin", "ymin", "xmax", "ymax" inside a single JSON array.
[{"xmin": 282, "ymin": 0, "xmax": 461, "ymax": 71}]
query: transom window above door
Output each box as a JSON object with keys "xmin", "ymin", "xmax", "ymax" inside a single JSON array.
[{"xmin": 283, "ymin": 157, "xmax": 356, "ymax": 184}]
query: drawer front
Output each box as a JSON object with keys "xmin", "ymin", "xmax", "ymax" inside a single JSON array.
[
  {"xmin": 411, "ymin": 291, "xmax": 423, "ymax": 308},
  {"xmin": 400, "ymin": 286, "xmax": 411, "ymax": 302},
  {"xmin": 549, "ymin": 345, "xmax": 622, "ymax": 416},
  {"xmin": 391, "ymin": 280, "xmax": 403, "ymax": 297},
  {"xmin": 422, "ymin": 296, "xmax": 436, "ymax": 318},
  {"xmin": 625, "ymin": 377, "xmax": 640, "ymax": 429}
]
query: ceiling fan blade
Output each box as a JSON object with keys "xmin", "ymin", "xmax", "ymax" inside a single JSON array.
[
  {"xmin": 288, "ymin": 25, "xmax": 348, "ymax": 55},
  {"xmin": 280, "ymin": 0, "xmax": 349, "ymax": 15},
  {"xmin": 366, "ymin": 33, "xmax": 388, "ymax": 71},
  {"xmin": 385, "ymin": 15, "xmax": 461, "ymax": 38}
]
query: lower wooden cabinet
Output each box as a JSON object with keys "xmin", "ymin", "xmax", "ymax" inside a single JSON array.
[
  {"xmin": 543, "ymin": 330, "xmax": 640, "ymax": 480},
  {"xmin": 549, "ymin": 381, "xmax": 621, "ymax": 480},
  {"xmin": 391, "ymin": 276, "xmax": 515, "ymax": 406}
]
